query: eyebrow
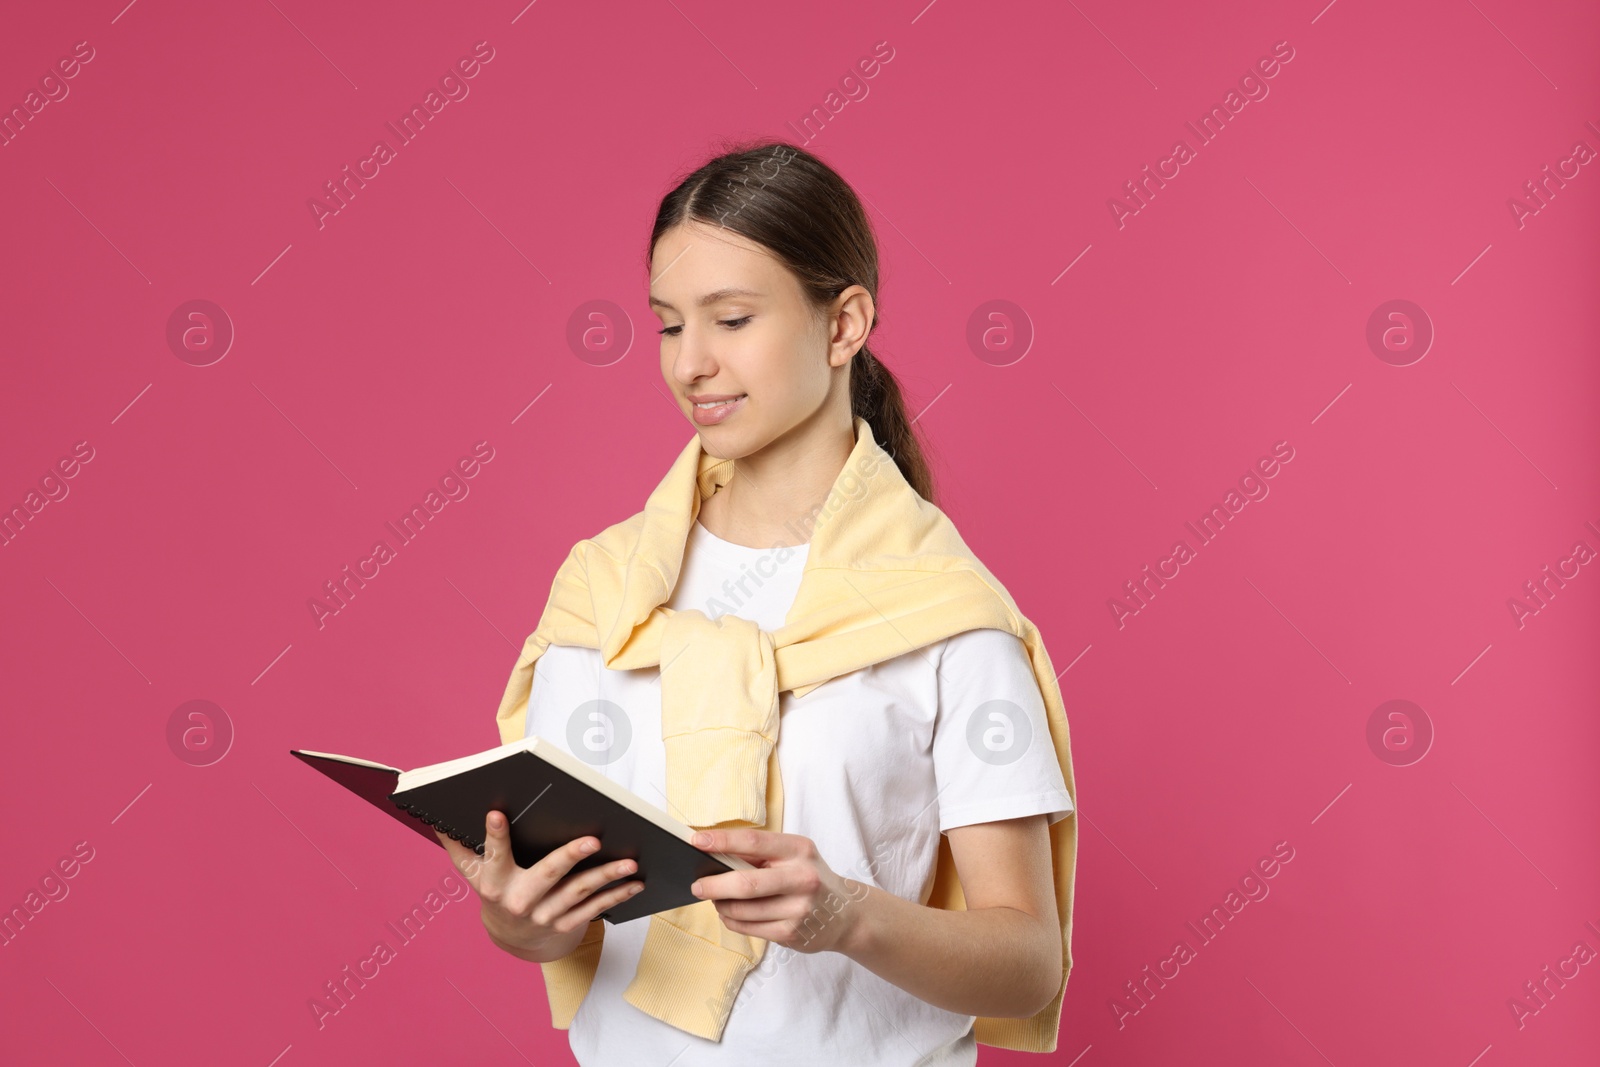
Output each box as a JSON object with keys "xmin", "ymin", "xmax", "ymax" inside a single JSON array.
[{"xmin": 648, "ymin": 287, "xmax": 764, "ymax": 311}]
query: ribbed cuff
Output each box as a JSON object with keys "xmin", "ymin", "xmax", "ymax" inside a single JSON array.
[
  {"xmin": 620, "ymin": 913, "xmax": 756, "ymax": 1042},
  {"xmin": 663, "ymin": 729, "xmax": 773, "ymax": 827}
]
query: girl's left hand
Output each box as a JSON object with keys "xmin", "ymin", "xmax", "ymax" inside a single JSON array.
[{"xmin": 688, "ymin": 828, "xmax": 867, "ymax": 955}]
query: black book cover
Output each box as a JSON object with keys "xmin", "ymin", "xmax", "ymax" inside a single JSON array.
[{"xmin": 291, "ymin": 740, "xmax": 752, "ymax": 924}]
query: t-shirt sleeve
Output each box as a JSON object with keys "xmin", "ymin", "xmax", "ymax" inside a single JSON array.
[{"xmin": 930, "ymin": 627, "xmax": 1074, "ymax": 834}]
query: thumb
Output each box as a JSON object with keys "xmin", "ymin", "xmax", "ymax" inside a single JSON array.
[{"xmin": 482, "ymin": 809, "xmax": 511, "ymax": 860}]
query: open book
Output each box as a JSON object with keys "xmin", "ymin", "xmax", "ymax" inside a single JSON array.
[{"xmin": 290, "ymin": 735, "xmax": 755, "ymax": 924}]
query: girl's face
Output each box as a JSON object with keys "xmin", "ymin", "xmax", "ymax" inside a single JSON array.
[{"xmin": 650, "ymin": 221, "xmax": 859, "ymax": 460}]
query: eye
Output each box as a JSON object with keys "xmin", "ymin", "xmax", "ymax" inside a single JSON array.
[{"xmin": 656, "ymin": 316, "xmax": 751, "ymax": 337}]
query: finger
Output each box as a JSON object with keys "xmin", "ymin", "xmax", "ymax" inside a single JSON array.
[
  {"xmin": 708, "ymin": 891, "xmax": 801, "ymax": 926},
  {"xmin": 446, "ymin": 810, "xmax": 518, "ymax": 892},
  {"xmin": 564, "ymin": 875, "xmax": 648, "ymax": 929},
  {"xmin": 691, "ymin": 865, "xmax": 793, "ymax": 902},
  {"xmin": 526, "ymin": 833, "xmax": 605, "ymax": 897},
  {"xmin": 536, "ymin": 855, "xmax": 642, "ymax": 920},
  {"xmin": 692, "ymin": 828, "xmax": 797, "ymax": 861},
  {"xmin": 474, "ymin": 809, "xmax": 522, "ymax": 869},
  {"xmin": 435, "ymin": 829, "xmax": 487, "ymax": 882},
  {"xmin": 711, "ymin": 915, "xmax": 813, "ymax": 944}
]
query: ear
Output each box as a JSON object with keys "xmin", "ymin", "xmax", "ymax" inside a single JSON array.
[{"xmin": 828, "ymin": 286, "xmax": 875, "ymax": 366}]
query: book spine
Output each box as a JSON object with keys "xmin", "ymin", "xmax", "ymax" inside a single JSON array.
[{"xmin": 394, "ymin": 800, "xmax": 484, "ymax": 853}]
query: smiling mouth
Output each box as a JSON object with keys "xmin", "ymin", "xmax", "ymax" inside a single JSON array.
[{"xmin": 689, "ymin": 394, "xmax": 746, "ymax": 425}]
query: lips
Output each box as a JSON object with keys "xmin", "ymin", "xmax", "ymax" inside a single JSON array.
[{"xmin": 689, "ymin": 394, "xmax": 746, "ymax": 426}]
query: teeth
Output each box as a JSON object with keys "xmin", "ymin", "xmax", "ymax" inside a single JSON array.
[{"xmin": 695, "ymin": 397, "xmax": 743, "ymax": 408}]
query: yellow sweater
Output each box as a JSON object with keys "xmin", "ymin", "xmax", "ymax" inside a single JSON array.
[{"xmin": 493, "ymin": 415, "xmax": 1078, "ymax": 1051}]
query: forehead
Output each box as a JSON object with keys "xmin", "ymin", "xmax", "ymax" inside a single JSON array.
[{"xmin": 648, "ymin": 223, "xmax": 788, "ymax": 310}]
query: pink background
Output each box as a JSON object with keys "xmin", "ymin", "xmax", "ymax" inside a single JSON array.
[{"xmin": 2, "ymin": 1, "xmax": 1597, "ymax": 1064}]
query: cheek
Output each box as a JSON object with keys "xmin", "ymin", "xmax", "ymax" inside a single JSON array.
[{"xmin": 758, "ymin": 344, "xmax": 819, "ymax": 407}]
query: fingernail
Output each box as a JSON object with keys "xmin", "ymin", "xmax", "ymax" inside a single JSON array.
[
  {"xmin": 690, "ymin": 881, "xmax": 703, "ymax": 897},
  {"xmin": 489, "ymin": 812, "xmax": 504, "ymax": 829},
  {"xmin": 692, "ymin": 832, "xmax": 710, "ymax": 847},
  {"xmin": 581, "ymin": 839, "xmax": 598, "ymax": 853}
]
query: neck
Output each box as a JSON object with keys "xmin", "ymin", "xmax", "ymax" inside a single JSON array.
[{"xmin": 698, "ymin": 411, "xmax": 857, "ymax": 551}]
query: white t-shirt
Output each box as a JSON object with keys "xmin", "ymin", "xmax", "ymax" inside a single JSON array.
[{"xmin": 523, "ymin": 518, "xmax": 1073, "ymax": 1066}]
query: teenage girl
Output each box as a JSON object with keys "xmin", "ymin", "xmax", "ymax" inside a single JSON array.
[{"xmin": 437, "ymin": 141, "xmax": 1073, "ymax": 1066}]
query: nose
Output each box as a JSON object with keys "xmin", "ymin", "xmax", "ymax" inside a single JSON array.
[{"xmin": 669, "ymin": 326, "xmax": 720, "ymax": 392}]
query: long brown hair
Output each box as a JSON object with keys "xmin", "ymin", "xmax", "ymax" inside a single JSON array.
[{"xmin": 647, "ymin": 139, "xmax": 937, "ymax": 505}]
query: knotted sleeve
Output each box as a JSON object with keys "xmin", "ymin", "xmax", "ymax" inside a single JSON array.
[{"xmin": 658, "ymin": 609, "xmax": 779, "ymax": 829}]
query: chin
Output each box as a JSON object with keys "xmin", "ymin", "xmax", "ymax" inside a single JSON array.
[{"xmin": 696, "ymin": 425, "xmax": 759, "ymax": 461}]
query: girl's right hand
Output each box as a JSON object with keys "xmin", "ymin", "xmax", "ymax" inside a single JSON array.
[{"xmin": 436, "ymin": 810, "xmax": 645, "ymax": 962}]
